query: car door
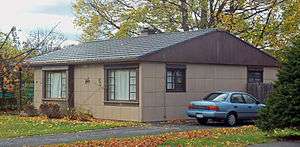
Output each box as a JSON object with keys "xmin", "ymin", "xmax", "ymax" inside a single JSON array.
[
  {"xmin": 243, "ymin": 94, "xmax": 259, "ymax": 119},
  {"xmin": 230, "ymin": 93, "xmax": 248, "ymax": 119}
]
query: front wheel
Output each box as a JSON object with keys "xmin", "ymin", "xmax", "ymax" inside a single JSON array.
[
  {"xmin": 197, "ymin": 118, "xmax": 208, "ymax": 125},
  {"xmin": 226, "ymin": 113, "xmax": 237, "ymax": 127}
]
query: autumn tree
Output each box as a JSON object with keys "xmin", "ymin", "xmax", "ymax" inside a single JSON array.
[
  {"xmin": 0, "ymin": 28, "xmax": 24, "ymax": 109},
  {"xmin": 0, "ymin": 24, "xmax": 64, "ymax": 110},
  {"xmin": 73, "ymin": 0, "xmax": 300, "ymax": 57}
]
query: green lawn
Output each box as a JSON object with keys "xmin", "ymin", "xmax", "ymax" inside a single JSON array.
[
  {"xmin": 0, "ymin": 115, "xmax": 139, "ymax": 139},
  {"xmin": 162, "ymin": 130, "xmax": 271, "ymax": 146},
  {"xmin": 51, "ymin": 126, "xmax": 276, "ymax": 147}
]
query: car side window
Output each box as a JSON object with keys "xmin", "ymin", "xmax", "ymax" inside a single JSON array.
[
  {"xmin": 243, "ymin": 94, "xmax": 257, "ymax": 104},
  {"xmin": 230, "ymin": 94, "xmax": 245, "ymax": 103}
]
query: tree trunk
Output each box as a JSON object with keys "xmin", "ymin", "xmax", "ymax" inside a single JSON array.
[
  {"xmin": 180, "ymin": 0, "xmax": 189, "ymax": 31},
  {"xmin": 200, "ymin": 0, "xmax": 208, "ymax": 28},
  {"xmin": 208, "ymin": 0, "xmax": 215, "ymax": 27}
]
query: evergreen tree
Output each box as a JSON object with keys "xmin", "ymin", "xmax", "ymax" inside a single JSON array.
[{"xmin": 256, "ymin": 38, "xmax": 300, "ymax": 131}]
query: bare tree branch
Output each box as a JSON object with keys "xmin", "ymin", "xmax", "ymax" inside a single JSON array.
[
  {"xmin": 1, "ymin": 22, "xmax": 61, "ymax": 62},
  {"xmin": 0, "ymin": 27, "xmax": 16, "ymax": 50}
]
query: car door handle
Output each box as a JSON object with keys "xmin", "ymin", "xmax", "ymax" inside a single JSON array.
[
  {"xmin": 234, "ymin": 106, "xmax": 238, "ymax": 108},
  {"xmin": 248, "ymin": 106, "xmax": 252, "ymax": 108}
]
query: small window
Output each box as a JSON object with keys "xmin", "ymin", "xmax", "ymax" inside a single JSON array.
[
  {"xmin": 45, "ymin": 71, "xmax": 67, "ymax": 99},
  {"xmin": 243, "ymin": 94, "xmax": 257, "ymax": 104},
  {"xmin": 248, "ymin": 70, "xmax": 263, "ymax": 83},
  {"xmin": 166, "ymin": 67, "xmax": 186, "ymax": 92},
  {"xmin": 107, "ymin": 69, "xmax": 137, "ymax": 101},
  {"xmin": 230, "ymin": 94, "xmax": 245, "ymax": 103}
]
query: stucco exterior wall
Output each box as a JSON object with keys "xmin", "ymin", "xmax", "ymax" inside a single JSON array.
[
  {"xmin": 33, "ymin": 67, "xmax": 43, "ymax": 108},
  {"xmin": 263, "ymin": 67, "xmax": 278, "ymax": 83},
  {"xmin": 140, "ymin": 63, "xmax": 248, "ymax": 121},
  {"xmin": 139, "ymin": 62, "xmax": 166, "ymax": 121},
  {"xmin": 33, "ymin": 63, "xmax": 277, "ymax": 122},
  {"xmin": 73, "ymin": 64, "xmax": 141, "ymax": 121},
  {"xmin": 33, "ymin": 65, "xmax": 142, "ymax": 121}
]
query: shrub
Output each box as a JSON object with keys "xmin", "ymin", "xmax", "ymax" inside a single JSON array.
[
  {"xmin": 256, "ymin": 38, "xmax": 300, "ymax": 131},
  {"xmin": 39, "ymin": 103, "xmax": 62, "ymax": 119},
  {"xmin": 64, "ymin": 108, "xmax": 93, "ymax": 121},
  {"xmin": 21, "ymin": 103, "xmax": 38, "ymax": 117}
]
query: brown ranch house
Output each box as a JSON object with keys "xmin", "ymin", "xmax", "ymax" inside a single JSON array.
[{"xmin": 28, "ymin": 29, "xmax": 279, "ymax": 122}]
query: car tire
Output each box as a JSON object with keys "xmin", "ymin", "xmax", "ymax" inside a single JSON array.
[
  {"xmin": 226, "ymin": 113, "xmax": 237, "ymax": 127},
  {"xmin": 197, "ymin": 118, "xmax": 208, "ymax": 125}
]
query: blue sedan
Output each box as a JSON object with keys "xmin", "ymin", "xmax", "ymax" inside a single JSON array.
[{"xmin": 186, "ymin": 91, "xmax": 265, "ymax": 126}]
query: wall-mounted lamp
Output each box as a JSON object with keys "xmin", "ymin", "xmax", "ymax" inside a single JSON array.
[{"xmin": 84, "ymin": 77, "xmax": 90, "ymax": 84}]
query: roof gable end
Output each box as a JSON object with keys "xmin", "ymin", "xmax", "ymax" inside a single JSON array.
[{"xmin": 139, "ymin": 30, "xmax": 279, "ymax": 67}]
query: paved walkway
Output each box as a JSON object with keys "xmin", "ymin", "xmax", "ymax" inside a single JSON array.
[{"xmin": 0, "ymin": 122, "xmax": 217, "ymax": 147}]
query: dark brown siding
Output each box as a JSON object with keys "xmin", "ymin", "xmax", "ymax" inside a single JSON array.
[
  {"xmin": 68, "ymin": 65, "xmax": 74, "ymax": 108},
  {"xmin": 140, "ymin": 31, "xmax": 279, "ymax": 67}
]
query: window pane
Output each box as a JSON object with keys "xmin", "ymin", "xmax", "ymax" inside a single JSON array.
[
  {"xmin": 167, "ymin": 77, "xmax": 173, "ymax": 83},
  {"xmin": 130, "ymin": 70, "xmax": 136, "ymax": 77},
  {"xmin": 166, "ymin": 68, "xmax": 186, "ymax": 92},
  {"xmin": 107, "ymin": 69, "xmax": 137, "ymax": 101},
  {"xmin": 175, "ymin": 84, "xmax": 184, "ymax": 90},
  {"xmin": 167, "ymin": 83, "xmax": 174, "ymax": 89},
  {"xmin": 108, "ymin": 70, "xmax": 114, "ymax": 77},
  {"xmin": 50, "ymin": 73, "xmax": 62, "ymax": 98},
  {"xmin": 167, "ymin": 71, "xmax": 173, "ymax": 77},
  {"xmin": 45, "ymin": 71, "xmax": 66, "ymax": 99},
  {"xmin": 176, "ymin": 77, "xmax": 183, "ymax": 83},
  {"xmin": 62, "ymin": 72, "xmax": 66, "ymax": 79},
  {"xmin": 130, "ymin": 78, "xmax": 136, "ymax": 85},
  {"xmin": 61, "ymin": 90, "xmax": 66, "ymax": 98},
  {"xmin": 244, "ymin": 95, "xmax": 256, "ymax": 104},
  {"xmin": 130, "ymin": 85, "xmax": 136, "ymax": 92},
  {"xmin": 248, "ymin": 71, "xmax": 262, "ymax": 83},
  {"xmin": 46, "ymin": 85, "xmax": 51, "ymax": 98},
  {"xmin": 108, "ymin": 92, "xmax": 114, "ymax": 100},
  {"xmin": 107, "ymin": 72, "xmax": 115, "ymax": 100},
  {"xmin": 176, "ymin": 71, "xmax": 182, "ymax": 76},
  {"xmin": 47, "ymin": 75, "xmax": 51, "ymax": 83},
  {"xmin": 62, "ymin": 78, "xmax": 66, "ymax": 89},
  {"xmin": 108, "ymin": 85, "xmax": 115, "ymax": 92},
  {"xmin": 231, "ymin": 94, "xmax": 244, "ymax": 103},
  {"xmin": 114, "ymin": 70, "xmax": 130, "ymax": 100},
  {"xmin": 130, "ymin": 93, "xmax": 136, "ymax": 100},
  {"xmin": 108, "ymin": 77, "xmax": 114, "ymax": 85},
  {"xmin": 61, "ymin": 72, "xmax": 66, "ymax": 99}
]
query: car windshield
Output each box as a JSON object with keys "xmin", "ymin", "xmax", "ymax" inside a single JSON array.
[{"xmin": 204, "ymin": 93, "xmax": 228, "ymax": 102}]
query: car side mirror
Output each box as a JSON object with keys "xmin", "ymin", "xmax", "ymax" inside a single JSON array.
[{"xmin": 256, "ymin": 101, "xmax": 260, "ymax": 104}]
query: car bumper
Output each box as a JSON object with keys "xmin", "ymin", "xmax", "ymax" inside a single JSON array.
[{"xmin": 186, "ymin": 109, "xmax": 227, "ymax": 119}]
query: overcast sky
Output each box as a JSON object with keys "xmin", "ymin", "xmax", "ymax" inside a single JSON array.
[{"xmin": 0, "ymin": 0, "xmax": 80, "ymax": 45}]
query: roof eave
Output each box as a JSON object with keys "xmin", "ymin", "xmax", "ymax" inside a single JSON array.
[{"xmin": 27, "ymin": 57, "xmax": 140, "ymax": 66}]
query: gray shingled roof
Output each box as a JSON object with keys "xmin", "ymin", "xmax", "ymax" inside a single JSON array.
[{"xmin": 28, "ymin": 29, "xmax": 216, "ymax": 65}]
